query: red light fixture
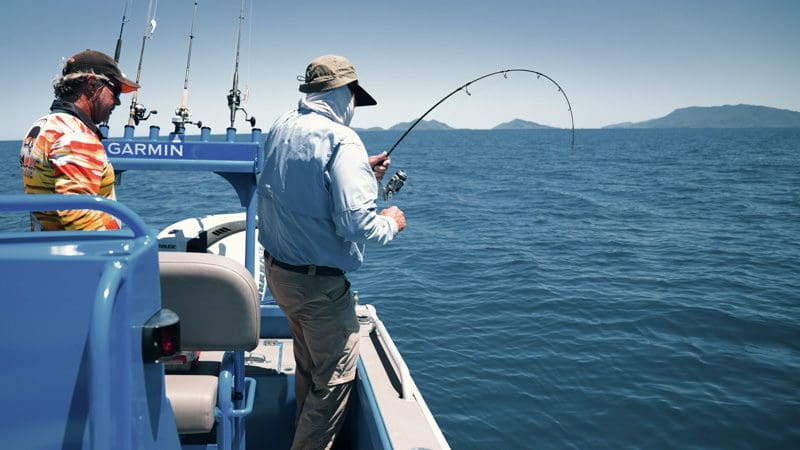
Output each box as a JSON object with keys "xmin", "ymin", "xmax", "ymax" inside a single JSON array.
[{"xmin": 142, "ymin": 308, "xmax": 180, "ymax": 363}]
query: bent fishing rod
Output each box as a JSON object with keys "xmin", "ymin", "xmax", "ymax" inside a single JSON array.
[
  {"xmin": 386, "ymin": 69, "xmax": 575, "ymax": 157},
  {"xmin": 379, "ymin": 69, "xmax": 575, "ymax": 201}
]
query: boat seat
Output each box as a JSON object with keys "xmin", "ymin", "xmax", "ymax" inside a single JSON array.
[
  {"xmin": 158, "ymin": 252, "xmax": 259, "ymax": 436},
  {"xmin": 165, "ymin": 375, "xmax": 218, "ymax": 434}
]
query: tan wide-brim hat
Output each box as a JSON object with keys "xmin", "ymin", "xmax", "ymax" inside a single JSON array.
[{"xmin": 299, "ymin": 54, "xmax": 377, "ymax": 107}]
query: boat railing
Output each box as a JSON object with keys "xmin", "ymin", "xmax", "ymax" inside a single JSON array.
[
  {"xmin": 0, "ymin": 194, "xmax": 151, "ymax": 238},
  {"xmin": 101, "ymin": 124, "xmax": 262, "ymax": 274},
  {"xmin": 0, "ymin": 194, "xmax": 171, "ymax": 450},
  {"xmin": 358, "ymin": 304, "xmax": 451, "ymax": 449},
  {"xmin": 373, "ymin": 317, "xmax": 413, "ymax": 400},
  {"xmin": 91, "ymin": 260, "xmax": 128, "ymax": 449},
  {"xmin": 359, "ymin": 304, "xmax": 412, "ymax": 400}
]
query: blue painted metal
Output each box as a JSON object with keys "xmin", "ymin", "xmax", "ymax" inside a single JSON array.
[
  {"xmin": 90, "ymin": 260, "xmax": 128, "ymax": 449},
  {"xmin": 0, "ymin": 194, "xmax": 151, "ymax": 237},
  {"xmin": 101, "ymin": 125, "xmax": 262, "ymax": 274},
  {"xmin": 101, "ymin": 124, "xmax": 263, "ymax": 450},
  {"xmin": 0, "ymin": 194, "xmax": 180, "ymax": 449},
  {"xmin": 214, "ymin": 353, "xmax": 256, "ymax": 450},
  {"xmin": 216, "ymin": 368, "xmax": 234, "ymax": 450},
  {"xmin": 354, "ymin": 358, "xmax": 393, "ymax": 449},
  {"xmin": 234, "ymin": 350, "xmax": 247, "ymax": 448},
  {"xmin": 259, "ymin": 304, "xmax": 293, "ymax": 338},
  {"xmin": 219, "ymin": 351, "xmax": 253, "ymax": 450},
  {"xmin": 3, "ymin": 125, "xmax": 408, "ymax": 448}
]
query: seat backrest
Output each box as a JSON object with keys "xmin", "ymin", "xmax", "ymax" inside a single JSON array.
[{"xmin": 159, "ymin": 252, "xmax": 259, "ymax": 351}]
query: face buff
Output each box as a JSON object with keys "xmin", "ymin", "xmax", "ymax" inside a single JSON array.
[{"xmin": 300, "ymin": 85, "xmax": 356, "ymax": 126}]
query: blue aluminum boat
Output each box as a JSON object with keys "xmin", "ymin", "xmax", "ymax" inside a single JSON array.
[{"xmin": 0, "ymin": 122, "xmax": 449, "ymax": 449}]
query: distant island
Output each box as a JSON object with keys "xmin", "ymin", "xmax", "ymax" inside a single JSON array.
[
  {"xmin": 389, "ymin": 119, "xmax": 454, "ymax": 131},
  {"xmin": 355, "ymin": 118, "xmax": 554, "ymax": 132},
  {"xmin": 604, "ymin": 104, "xmax": 800, "ymax": 128},
  {"xmin": 353, "ymin": 104, "xmax": 800, "ymax": 131},
  {"xmin": 492, "ymin": 119, "xmax": 555, "ymax": 130}
]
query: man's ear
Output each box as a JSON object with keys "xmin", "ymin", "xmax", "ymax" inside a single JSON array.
[{"xmin": 85, "ymin": 75, "xmax": 103, "ymax": 96}]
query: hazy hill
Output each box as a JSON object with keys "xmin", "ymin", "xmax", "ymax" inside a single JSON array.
[
  {"xmin": 492, "ymin": 119, "xmax": 555, "ymax": 130},
  {"xmin": 387, "ymin": 119, "xmax": 454, "ymax": 131},
  {"xmin": 357, "ymin": 118, "xmax": 557, "ymax": 131},
  {"xmin": 355, "ymin": 105, "xmax": 800, "ymax": 131},
  {"xmin": 604, "ymin": 104, "xmax": 800, "ymax": 128}
]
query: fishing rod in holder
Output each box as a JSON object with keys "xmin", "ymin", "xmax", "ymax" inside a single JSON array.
[
  {"xmin": 103, "ymin": 0, "xmax": 131, "ymax": 129},
  {"xmin": 172, "ymin": 0, "xmax": 202, "ymax": 134},
  {"xmin": 113, "ymin": 0, "xmax": 130, "ymax": 62},
  {"xmin": 227, "ymin": 0, "xmax": 255, "ymax": 129},
  {"xmin": 128, "ymin": 0, "xmax": 159, "ymax": 127}
]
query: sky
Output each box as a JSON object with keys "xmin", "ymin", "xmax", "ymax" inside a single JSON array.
[{"xmin": 1, "ymin": 0, "xmax": 798, "ymax": 140}]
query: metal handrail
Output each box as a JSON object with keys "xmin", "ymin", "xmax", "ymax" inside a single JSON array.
[
  {"xmin": 90, "ymin": 260, "xmax": 128, "ymax": 449},
  {"xmin": 373, "ymin": 318, "xmax": 413, "ymax": 400},
  {"xmin": 103, "ymin": 126, "xmax": 262, "ymax": 275},
  {"xmin": 0, "ymin": 194, "xmax": 151, "ymax": 237}
]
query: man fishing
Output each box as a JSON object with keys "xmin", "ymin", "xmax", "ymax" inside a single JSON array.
[
  {"xmin": 19, "ymin": 49, "xmax": 139, "ymax": 230},
  {"xmin": 257, "ymin": 54, "xmax": 406, "ymax": 448}
]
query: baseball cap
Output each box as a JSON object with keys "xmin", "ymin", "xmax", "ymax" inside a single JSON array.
[
  {"xmin": 299, "ymin": 55, "xmax": 377, "ymax": 107},
  {"xmin": 63, "ymin": 49, "xmax": 140, "ymax": 93}
]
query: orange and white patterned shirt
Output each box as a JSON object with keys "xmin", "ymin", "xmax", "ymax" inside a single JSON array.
[{"xmin": 19, "ymin": 104, "xmax": 120, "ymax": 231}]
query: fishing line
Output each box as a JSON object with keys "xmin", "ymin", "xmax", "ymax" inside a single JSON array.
[{"xmin": 386, "ymin": 69, "xmax": 575, "ymax": 156}]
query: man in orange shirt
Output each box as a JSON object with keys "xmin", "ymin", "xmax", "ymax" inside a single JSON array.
[{"xmin": 20, "ymin": 49, "xmax": 139, "ymax": 230}]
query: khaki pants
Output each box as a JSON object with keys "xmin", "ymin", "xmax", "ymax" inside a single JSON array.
[{"xmin": 267, "ymin": 263, "xmax": 360, "ymax": 450}]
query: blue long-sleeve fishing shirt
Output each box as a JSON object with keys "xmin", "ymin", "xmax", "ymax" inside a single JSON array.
[{"xmin": 256, "ymin": 86, "xmax": 397, "ymax": 272}]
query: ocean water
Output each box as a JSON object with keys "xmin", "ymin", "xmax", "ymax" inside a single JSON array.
[{"xmin": 1, "ymin": 128, "xmax": 799, "ymax": 449}]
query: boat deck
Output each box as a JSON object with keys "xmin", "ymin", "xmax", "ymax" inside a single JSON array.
[
  {"xmin": 356, "ymin": 324, "xmax": 447, "ymax": 449},
  {"xmin": 185, "ymin": 313, "xmax": 448, "ymax": 449}
]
